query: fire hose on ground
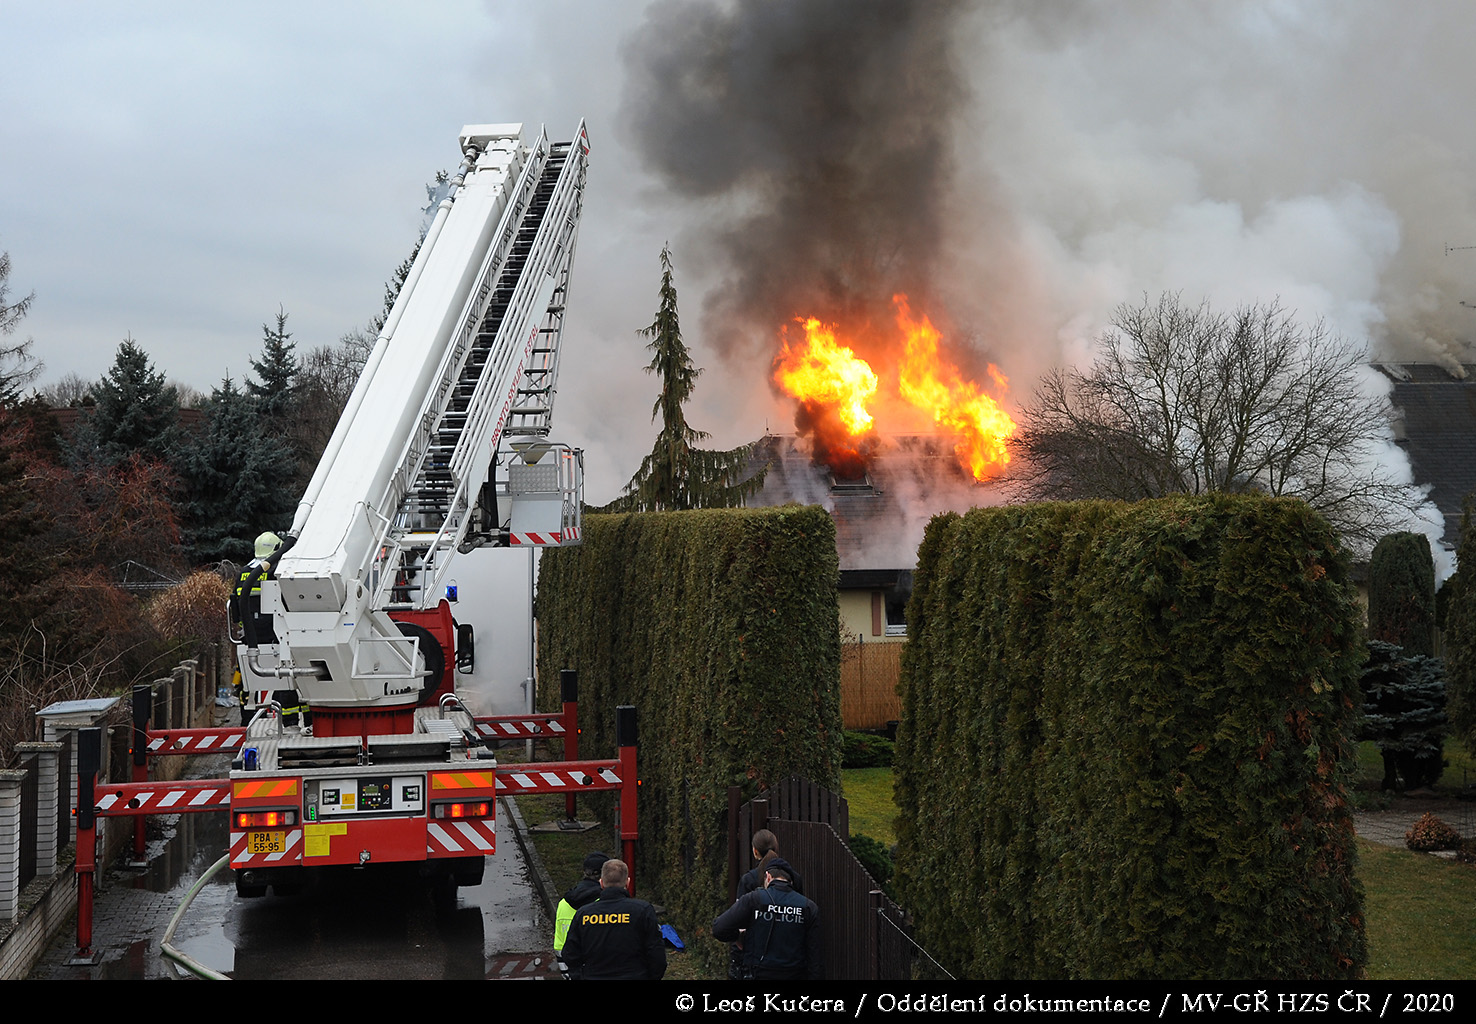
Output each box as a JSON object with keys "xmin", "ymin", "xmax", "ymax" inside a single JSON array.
[{"xmin": 160, "ymin": 853, "xmax": 233, "ymax": 981}]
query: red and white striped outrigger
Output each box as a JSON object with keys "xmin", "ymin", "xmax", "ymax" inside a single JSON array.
[{"xmin": 71, "ymin": 671, "xmax": 636, "ymax": 964}]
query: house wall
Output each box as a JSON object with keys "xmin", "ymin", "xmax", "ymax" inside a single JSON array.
[{"xmin": 839, "ymin": 589, "xmax": 905, "ymax": 644}]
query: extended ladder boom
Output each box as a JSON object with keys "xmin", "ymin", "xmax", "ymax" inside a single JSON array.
[{"xmin": 251, "ymin": 122, "xmax": 589, "ymax": 709}]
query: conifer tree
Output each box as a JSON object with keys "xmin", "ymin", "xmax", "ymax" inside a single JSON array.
[
  {"xmin": 86, "ymin": 337, "xmax": 181, "ymax": 464},
  {"xmin": 604, "ymin": 245, "xmax": 764, "ymax": 512},
  {"xmin": 1, "ymin": 249, "xmax": 42, "ymax": 406},
  {"xmin": 1368, "ymin": 532, "xmax": 1437, "ymax": 657},
  {"xmin": 0, "ymin": 415, "xmax": 55, "ymax": 641},
  {"xmin": 1361, "ymin": 640, "xmax": 1447, "ymax": 789},
  {"xmin": 177, "ymin": 376, "xmax": 296, "ymax": 565},
  {"xmin": 1445, "ymin": 501, "xmax": 1476, "ymax": 757},
  {"xmin": 247, "ymin": 308, "xmax": 299, "ymax": 423}
]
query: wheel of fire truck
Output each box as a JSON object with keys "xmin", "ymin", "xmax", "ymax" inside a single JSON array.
[
  {"xmin": 395, "ymin": 621, "xmax": 445, "ymax": 705},
  {"xmin": 451, "ymin": 855, "xmax": 485, "ymax": 887}
]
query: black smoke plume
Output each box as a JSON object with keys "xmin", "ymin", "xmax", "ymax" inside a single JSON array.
[{"xmin": 620, "ymin": 0, "xmax": 972, "ymax": 363}]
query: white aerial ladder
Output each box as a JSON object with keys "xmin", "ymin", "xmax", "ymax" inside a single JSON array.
[{"xmin": 240, "ymin": 122, "xmax": 589, "ymax": 715}]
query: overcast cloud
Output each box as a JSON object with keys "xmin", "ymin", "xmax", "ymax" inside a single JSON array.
[{"xmin": 5, "ymin": 1, "xmax": 1476, "ymax": 511}]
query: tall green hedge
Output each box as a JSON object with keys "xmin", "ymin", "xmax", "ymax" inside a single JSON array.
[
  {"xmin": 1446, "ymin": 502, "xmax": 1476, "ymax": 757},
  {"xmin": 535, "ymin": 506, "xmax": 842, "ymax": 963},
  {"xmin": 896, "ymin": 494, "xmax": 1366, "ymax": 980},
  {"xmin": 1368, "ymin": 531, "xmax": 1436, "ymax": 657}
]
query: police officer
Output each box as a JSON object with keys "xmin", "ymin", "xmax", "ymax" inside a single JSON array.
[
  {"xmin": 730, "ymin": 829, "xmax": 804, "ymax": 978},
  {"xmin": 554, "ymin": 850, "xmax": 609, "ymax": 969},
  {"xmin": 561, "ymin": 859, "xmax": 666, "ymax": 980},
  {"xmin": 712, "ymin": 858, "xmax": 821, "ymax": 981}
]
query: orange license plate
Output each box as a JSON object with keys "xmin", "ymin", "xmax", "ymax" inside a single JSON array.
[{"xmin": 249, "ymin": 831, "xmax": 285, "ymax": 854}]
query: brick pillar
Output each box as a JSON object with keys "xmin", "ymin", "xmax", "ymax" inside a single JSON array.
[
  {"xmin": 0, "ymin": 770, "xmax": 25, "ymax": 922},
  {"xmin": 154, "ymin": 676, "xmax": 173, "ymax": 731},
  {"xmin": 174, "ymin": 663, "xmax": 193, "ymax": 726},
  {"xmin": 14, "ymin": 742, "xmax": 63, "ymax": 877},
  {"xmin": 41, "ymin": 724, "xmax": 78, "ymax": 848}
]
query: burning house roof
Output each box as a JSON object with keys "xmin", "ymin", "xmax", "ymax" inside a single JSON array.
[
  {"xmin": 1381, "ymin": 362, "xmax": 1476, "ymax": 548},
  {"xmin": 746, "ymin": 433, "xmax": 1001, "ymax": 572}
]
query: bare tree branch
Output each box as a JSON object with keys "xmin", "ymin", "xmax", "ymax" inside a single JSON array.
[{"xmin": 1012, "ymin": 293, "xmax": 1427, "ymax": 552}]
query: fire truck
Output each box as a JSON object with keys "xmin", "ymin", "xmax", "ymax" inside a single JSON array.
[
  {"xmin": 225, "ymin": 120, "xmax": 598, "ymax": 897},
  {"xmin": 69, "ymin": 123, "xmax": 637, "ymax": 962}
]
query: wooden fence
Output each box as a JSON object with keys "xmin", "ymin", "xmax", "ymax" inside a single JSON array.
[{"xmin": 840, "ymin": 640, "xmax": 903, "ymax": 730}]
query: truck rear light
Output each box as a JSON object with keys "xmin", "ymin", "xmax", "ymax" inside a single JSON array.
[
  {"xmin": 235, "ymin": 809, "xmax": 298, "ymax": 828},
  {"xmin": 432, "ymin": 801, "xmax": 491, "ymax": 820}
]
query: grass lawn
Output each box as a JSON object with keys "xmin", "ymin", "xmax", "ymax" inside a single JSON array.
[
  {"xmin": 1353, "ymin": 736, "xmax": 1476, "ymax": 792},
  {"xmin": 841, "ymin": 767, "xmax": 897, "ymax": 847},
  {"xmin": 1359, "ymin": 839, "xmax": 1476, "ymax": 979},
  {"xmin": 843, "ymin": 762, "xmax": 1476, "ymax": 979}
]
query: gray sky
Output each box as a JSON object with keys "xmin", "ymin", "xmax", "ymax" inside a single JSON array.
[
  {"xmin": 6, "ymin": 1, "xmax": 1476, "ymax": 513},
  {"xmin": 1, "ymin": 1, "xmax": 707, "ymax": 502}
]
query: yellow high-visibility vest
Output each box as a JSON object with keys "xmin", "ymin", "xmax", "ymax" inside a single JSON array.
[{"xmin": 554, "ymin": 899, "xmax": 577, "ymax": 952}]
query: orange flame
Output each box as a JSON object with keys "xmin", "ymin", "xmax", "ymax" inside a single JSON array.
[
  {"xmin": 773, "ymin": 317, "xmax": 879, "ymax": 435},
  {"xmin": 773, "ymin": 298, "xmax": 1016, "ymax": 482},
  {"xmin": 894, "ymin": 295, "xmax": 1015, "ymax": 480}
]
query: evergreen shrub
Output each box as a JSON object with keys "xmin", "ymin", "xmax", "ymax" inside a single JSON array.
[
  {"xmin": 896, "ymin": 494, "xmax": 1366, "ymax": 980},
  {"xmin": 842, "ymin": 729, "xmax": 895, "ymax": 768},
  {"xmin": 535, "ymin": 506, "xmax": 842, "ymax": 968},
  {"xmin": 1360, "ymin": 641, "xmax": 1447, "ymax": 790},
  {"xmin": 1367, "ymin": 532, "xmax": 1436, "ymax": 656},
  {"xmin": 850, "ymin": 832, "xmax": 894, "ymax": 893}
]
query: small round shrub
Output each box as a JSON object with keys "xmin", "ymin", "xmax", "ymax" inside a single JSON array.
[
  {"xmin": 1405, "ymin": 812, "xmax": 1462, "ymax": 851},
  {"xmin": 841, "ymin": 730, "xmax": 895, "ymax": 768}
]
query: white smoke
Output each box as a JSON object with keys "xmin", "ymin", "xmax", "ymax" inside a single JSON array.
[
  {"xmin": 619, "ymin": 1, "xmax": 1475, "ymax": 574},
  {"xmin": 956, "ymin": 2, "xmax": 1476, "ymax": 370},
  {"xmin": 936, "ymin": 1, "xmax": 1468, "ymax": 572}
]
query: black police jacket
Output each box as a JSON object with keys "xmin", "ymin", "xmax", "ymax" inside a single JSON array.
[
  {"xmin": 562, "ymin": 887, "xmax": 667, "ymax": 980},
  {"xmin": 738, "ymin": 863, "xmax": 804, "ymax": 897},
  {"xmin": 564, "ymin": 877, "xmax": 602, "ymax": 909},
  {"xmin": 712, "ymin": 881, "xmax": 822, "ymax": 980}
]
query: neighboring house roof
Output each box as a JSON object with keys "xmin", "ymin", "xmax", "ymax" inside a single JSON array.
[
  {"xmin": 746, "ymin": 433, "xmax": 999, "ymax": 573},
  {"xmin": 1378, "ymin": 362, "xmax": 1476, "ymax": 548},
  {"xmin": 48, "ymin": 404, "xmax": 206, "ymax": 438}
]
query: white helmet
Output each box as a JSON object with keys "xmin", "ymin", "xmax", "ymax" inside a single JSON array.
[{"xmin": 254, "ymin": 531, "xmax": 283, "ymax": 559}]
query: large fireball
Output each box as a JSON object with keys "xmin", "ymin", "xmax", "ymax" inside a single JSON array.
[{"xmin": 772, "ymin": 297, "xmax": 1017, "ymax": 482}]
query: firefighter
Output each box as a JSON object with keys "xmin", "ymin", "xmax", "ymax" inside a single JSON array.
[
  {"xmin": 712, "ymin": 858, "xmax": 821, "ymax": 981},
  {"xmin": 234, "ymin": 531, "xmax": 283, "ymax": 643},
  {"xmin": 233, "ymin": 531, "xmax": 303, "ymax": 726},
  {"xmin": 561, "ymin": 859, "xmax": 666, "ymax": 980}
]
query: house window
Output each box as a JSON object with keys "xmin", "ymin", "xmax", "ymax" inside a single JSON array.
[{"xmin": 884, "ymin": 592, "xmax": 907, "ymax": 637}]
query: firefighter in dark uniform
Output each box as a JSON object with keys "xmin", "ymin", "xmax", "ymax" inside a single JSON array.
[
  {"xmin": 561, "ymin": 859, "xmax": 667, "ymax": 980},
  {"xmin": 233, "ymin": 532, "xmax": 283, "ymax": 643},
  {"xmin": 231, "ymin": 531, "xmax": 303, "ymax": 726},
  {"xmin": 712, "ymin": 858, "xmax": 821, "ymax": 980}
]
